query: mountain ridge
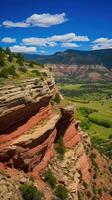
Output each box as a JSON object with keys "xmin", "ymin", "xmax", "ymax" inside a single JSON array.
[{"xmin": 24, "ymin": 49, "xmax": 112, "ymax": 68}]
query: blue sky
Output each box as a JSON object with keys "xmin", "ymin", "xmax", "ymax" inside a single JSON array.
[{"xmin": 0, "ymin": 0, "xmax": 112, "ymax": 54}]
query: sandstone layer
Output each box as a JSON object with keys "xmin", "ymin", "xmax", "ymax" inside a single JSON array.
[{"xmin": 0, "ymin": 77, "xmax": 91, "ymax": 191}]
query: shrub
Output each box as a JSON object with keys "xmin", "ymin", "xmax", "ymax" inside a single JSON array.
[
  {"xmin": 0, "ymin": 68, "xmax": 8, "ymax": 78},
  {"xmin": 54, "ymin": 93, "xmax": 61, "ymax": 104},
  {"xmin": 91, "ymin": 152, "xmax": 96, "ymax": 159},
  {"xmin": 78, "ymin": 192, "xmax": 83, "ymax": 200},
  {"xmin": 86, "ymin": 191, "xmax": 92, "ymax": 198},
  {"xmin": 93, "ymin": 185, "xmax": 96, "ymax": 194},
  {"xmin": 7, "ymin": 65, "xmax": 17, "ymax": 77},
  {"xmin": 8, "ymin": 54, "xmax": 13, "ymax": 62},
  {"xmin": 97, "ymin": 188, "xmax": 102, "ymax": 196},
  {"xmin": 0, "ymin": 58, "xmax": 5, "ymax": 67},
  {"xmin": 79, "ymin": 107, "xmax": 97, "ymax": 117},
  {"xmin": 19, "ymin": 67, "xmax": 27, "ymax": 73},
  {"xmin": 44, "ymin": 169, "xmax": 57, "ymax": 189},
  {"xmin": 5, "ymin": 47, "xmax": 12, "ymax": 55},
  {"xmin": 56, "ymin": 137, "xmax": 66, "ymax": 160},
  {"xmin": 32, "ymin": 70, "xmax": 41, "ymax": 76},
  {"xmin": 80, "ymin": 118, "xmax": 90, "ymax": 130},
  {"xmin": 19, "ymin": 183, "xmax": 43, "ymax": 200},
  {"xmin": 0, "ymin": 51, "xmax": 5, "ymax": 66},
  {"xmin": 16, "ymin": 53, "xmax": 24, "ymax": 66},
  {"xmin": 55, "ymin": 185, "xmax": 69, "ymax": 200},
  {"xmin": 93, "ymin": 173, "xmax": 97, "ymax": 179},
  {"xmin": 29, "ymin": 62, "xmax": 34, "ymax": 68},
  {"xmin": 41, "ymin": 72, "xmax": 47, "ymax": 77},
  {"xmin": 83, "ymin": 181, "xmax": 88, "ymax": 189}
]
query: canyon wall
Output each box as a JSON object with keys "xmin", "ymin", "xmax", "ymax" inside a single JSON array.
[{"xmin": 0, "ymin": 77, "xmax": 91, "ymax": 190}]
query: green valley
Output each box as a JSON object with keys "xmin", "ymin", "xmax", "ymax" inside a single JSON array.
[{"xmin": 59, "ymin": 82, "xmax": 112, "ymax": 158}]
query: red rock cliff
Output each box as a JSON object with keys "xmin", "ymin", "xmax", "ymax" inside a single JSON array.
[{"xmin": 0, "ymin": 77, "xmax": 91, "ymax": 190}]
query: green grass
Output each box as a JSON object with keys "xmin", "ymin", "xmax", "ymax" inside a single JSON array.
[
  {"xmin": 87, "ymin": 122, "xmax": 112, "ymax": 140},
  {"xmin": 76, "ymin": 101, "xmax": 112, "ymax": 139},
  {"xmin": 59, "ymin": 83, "xmax": 82, "ymax": 90}
]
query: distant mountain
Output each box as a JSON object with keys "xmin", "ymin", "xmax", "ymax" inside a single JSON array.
[
  {"xmin": 24, "ymin": 49, "xmax": 112, "ymax": 68},
  {"xmin": 24, "ymin": 49, "xmax": 112, "ymax": 82}
]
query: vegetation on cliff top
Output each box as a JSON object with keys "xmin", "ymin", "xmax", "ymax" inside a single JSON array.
[{"xmin": 0, "ymin": 47, "xmax": 50, "ymax": 85}]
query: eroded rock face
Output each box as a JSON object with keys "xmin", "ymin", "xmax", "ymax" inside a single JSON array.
[
  {"xmin": 0, "ymin": 78, "xmax": 91, "ymax": 191},
  {"xmin": 0, "ymin": 78, "xmax": 55, "ymax": 134}
]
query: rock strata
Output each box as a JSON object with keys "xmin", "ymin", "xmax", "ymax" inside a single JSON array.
[{"xmin": 0, "ymin": 77, "xmax": 91, "ymax": 191}]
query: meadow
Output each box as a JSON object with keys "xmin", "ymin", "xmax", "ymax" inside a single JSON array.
[{"xmin": 59, "ymin": 82, "xmax": 112, "ymax": 158}]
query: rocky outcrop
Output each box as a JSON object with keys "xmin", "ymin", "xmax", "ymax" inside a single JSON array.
[{"xmin": 0, "ymin": 77, "xmax": 91, "ymax": 192}]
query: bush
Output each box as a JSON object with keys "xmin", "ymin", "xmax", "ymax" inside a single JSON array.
[
  {"xmin": 93, "ymin": 173, "xmax": 97, "ymax": 179},
  {"xmin": 80, "ymin": 117, "xmax": 90, "ymax": 130},
  {"xmin": 19, "ymin": 183, "xmax": 43, "ymax": 200},
  {"xmin": 32, "ymin": 70, "xmax": 41, "ymax": 76},
  {"xmin": 29, "ymin": 62, "xmax": 34, "ymax": 68},
  {"xmin": 5, "ymin": 47, "xmax": 12, "ymax": 55},
  {"xmin": 79, "ymin": 107, "xmax": 97, "ymax": 117},
  {"xmin": 8, "ymin": 54, "xmax": 13, "ymax": 62},
  {"xmin": 44, "ymin": 169, "xmax": 57, "ymax": 189},
  {"xmin": 56, "ymin": 137, "xmax": 66, "ymax": 160},
  {"xmin": 91, "ymin": 152, "xmax": 96, "ymax": 159},
  {"xmin": 7, "ymin": 65, "xmax": 17, "ymax": 76},
  {"xmin": 16, "ymin": 53, "xmax": 24, "ymax": 66},
  {"xmin": 78, "ymin": 192, "xmax": 83, "ymax": 200},
  {"xmin": 86, "ymin": 191, "xmax": 92, "ymax": 198},
  {"xmin": 19, "ymin": 67, "xmax": 27, "ymax": 73},
  {"xmin": 83, "ymin": 181, "xmax": 88, "ymax": 189},
  {"xmin": 0, "ymin": 68, "xmax": 8, "ymax": 78},
  {"xmin": 97, "ymin": 188, "xmax": 102, "ymax": 196},
  {"xmin": 55, "ymin": 185, "xmax": 69, "ymax": 200},
  {"xmin": 54, "ymin": 93, "xmax": 61, "ymax": 104},
  {"xmin": 41, "ymin": 72, "xmax": 47, "ymax": 77},
  {"xmin": 0, "ymin": 50, "xmax": 5, "ymax": 66}
]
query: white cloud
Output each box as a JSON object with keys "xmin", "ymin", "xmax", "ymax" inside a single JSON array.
[
  {"xmin": 22, "ymin": 37, "xmax": 47, "ymax": 46},
  {"xmin": 26, "ymin": 13, "xmax": 67, "ymax": 27},
  {"xmin": 22, "ymin": 33, "xmax": 89, "ymax": 47},
  {"xmin": 48, "ymin": 33, "xmax": 89, "ymax": 42},
  {"xmin": 61, "ymin": 42, "xmax": 79, "ymax": 48},
  {"xmin": 2, "ymin": 21, "xmax": 29, "ymax": 28},
  {"xmin": 92, "ymin": 37, "xmax": 112, "ymax": 50},
  {"xmin": 9, "ymin": 45, "xmax": 37, "ymax": 53},
  {"xmin": 1, "ymin": 37, "xmax": 16, "ymax": 43},
  {"xmin": 2, "ymin": 13, "xmax": 67, "ymax": 28}
]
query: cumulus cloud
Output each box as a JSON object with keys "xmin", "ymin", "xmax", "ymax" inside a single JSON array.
[
  {"xmin": 9, "ymin": 45, "xmax": 37, "ymax": 53},
  {"xmin": 61, "ymin": 42, "xmax": 79, "ymax": 48},
  {"xmin": 22, "ymin": 33, "xmax": 89, "ymax": 47},
  {"xmin": 1, "ymin": 37, "xmax": 16, "ymax": 43},
  {"xmin": 2, "ymin": 13, "xmax": 67, "ymax": 28},
  {"xmin": 48, "ymin": 33, "xmax": 89, "ymax": 42},
  {"xmin": 92, "ymin": 37, "xmax": 112, "ymax": 50}
]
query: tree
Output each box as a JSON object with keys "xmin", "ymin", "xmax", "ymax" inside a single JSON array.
[
  {"xmin": 8, "ymin": 54, "xmax": 13, "ymax": 62},
  {"xmin": 55, "ymin": 185, "xmax": 69, "ymax": 200},
  {"xmin": 0, "ymin": 48, "xmax": 5, "ymax": 66},
  {"xmin": 19, "ymin": 184, "xmax": 43, "ymax": 200},
  {"xmin": 44, "ymin": 169, "xmax": 57, "ymax": 189},
  {"xmin": 16, "ymin": 53, "xmax": 24, "ymax": 66},
  {"xmin": 5, "ymin": 47, "xmax": 12, "ymax": 55}
]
